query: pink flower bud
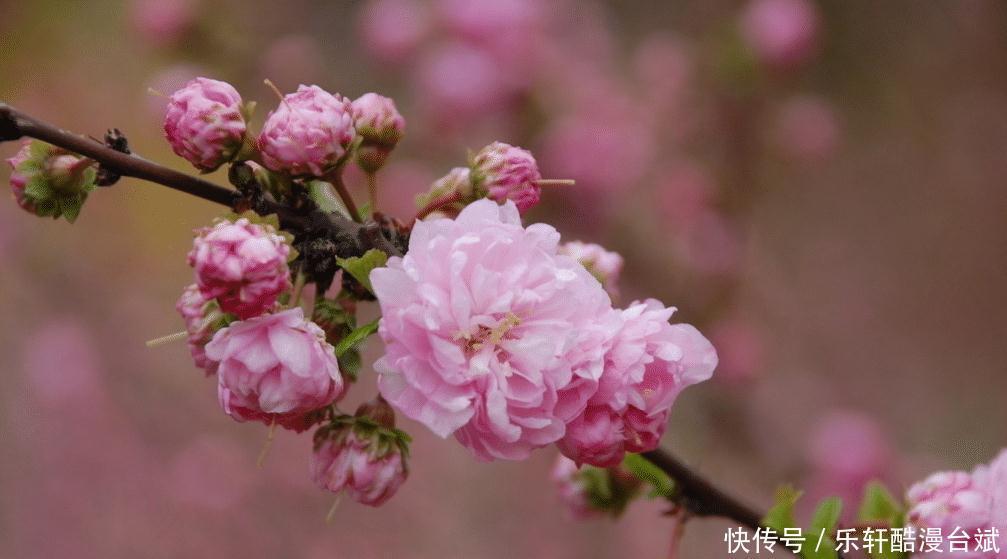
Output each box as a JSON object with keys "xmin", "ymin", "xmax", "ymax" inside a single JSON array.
[
  {"xmin": 258, "ymin": 85, "xmax": 356, "ymax": 177},
  {"xmin": 163, "ymin": 77, "xmax": 247, "ymax": 172},
  {"xmin": 559, "ymin": 300, "xmax": 717, "ymax": 467},
  {"xmin": 414, "ymin": 166, "xmax": 472, "ymax": 215},
  {"xmin": 205, "ymin": 307, "xmax": 344, "ymax": 431},
  {"xmin": 560, "ymin": 241, "xmax": 624, "ymax": 297},
  {"xmin": 310, "ymin": 430, "xmax": 408, "ymax": 507},
  {"xmin": 470, "ymin": 141, "xmax": 542, "ymax": 213},
  {"xmin": 187, "ymin": 218, "xmax": 291, "ymax": 319},
  {"xmin": 6, "ymin": 140, "xmax": 35, "ymax": 213},
  {"xmin": 5, "ymin": 140, "xmax": 97, "ymax": 221},
  {"xmin": 551, "ymin": 455, "xmax": 600, "ymax": 519},
  {"xmin": 175, "ymin": 283, "xmax": 224, "ymax": 375},
  {"xmin": 739, "ymin": 0, "xmax": 819, "ymax": 70},
  {"xmin": 351, "ymin": 93, "xmax": 405, "ymax": 173}
]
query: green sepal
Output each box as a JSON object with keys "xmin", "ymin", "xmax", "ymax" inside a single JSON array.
[
  {"xmin": 622, "ymin": 454, "xmax": 675, "ymax": 499},
  {"xmin": 334, "ymin": 318, "xmax": 379, "ymax": 357},
  {"xmin": 762, "ymin": 484, "xmax": 803, "ymax": 533},
  {"xmin": 336, "ymin": 249, "xmax": 388, "ymax": 295}
]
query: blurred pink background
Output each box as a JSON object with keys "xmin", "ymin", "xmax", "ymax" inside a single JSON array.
[{"xmin": 2, "ymin": 0, "xmax": 1006, "ymax": 557}]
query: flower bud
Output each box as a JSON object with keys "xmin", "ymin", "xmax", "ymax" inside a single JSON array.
[
  {"xmin": 414, "ymin": 166, "xmax": 472, "ymax": 215},
  {"xmin": 187, "ymin": 218, "xmax": 292, "ymax": 319},
  {"xmin": 551, "ymin": 455, "xmax": 641, "ymax": 519},
  {"xmin": 352, "ymin": 93, "xmax": 405, "ymax": 173},
  {"xmin": 164, "ymin": 77, "xmax": 248, "ymax": 172},
  {"xmin": 469, "ymin": 141, "xmax": 542, "ymax": 213},
  {"xmin": 560, "ymin": 241, "xmax": 624, "ymax": 297},
  {"xmin": 205, "ymin": 307, "xmax": 344, "ymax": 432},
  {"xmin": 6, "ymin": 140, "xmax": 96, "ymax": 222},
  {"xmin": 176, "ymin": 284, "xmax": 231, "ymax": 375},
  {"xmin": 258, "ymin": 85, "xmax": 356, "ymax": 177},
  {"xmin": 310, "ymin": 399, "xmax": 410, "ymax": 506}
]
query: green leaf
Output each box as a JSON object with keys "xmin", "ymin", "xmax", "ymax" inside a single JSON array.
[
  {"xmin": 810, "ymin": 497, "xmax": 843, "ymax": 534},
  {"xmin": 337, "ymin": 349, "xmax": 361, "ymax": 382},
  {"xmin": 307, "ymin": 181, "xmax": 346, "ymax": 215},
  {"xmin": 334, "ymin": 318, "xmax": 379, "ymax": 357},
  {"xmin": 803, "ymin": 497, "xmax": 843, "ymax": 559},
  {"xmin": 762, "ymin": 485, "xmax": 803, "ymax": 533},
  {"xmin": 857, "ymin": 481, "xmax": 903, "ymax": 525},
  {"xmin": 622, "ymin": 454, "xmax": 675, "ymax": 498},
  {"xmin": 336, "ymin": 249, "xmax": 388, "ymax": 294}
]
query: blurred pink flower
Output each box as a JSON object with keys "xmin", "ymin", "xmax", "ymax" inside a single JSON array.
[
  {"xmin": 129, "ymin": 0, "xmax": 197, "ymax": 47},
  {"xmin": 559, "ymin": 300, "xmax": 717, "ymax": 467},
  {"xmin": 206, "ymin": 307, "xmax": 344, "ymax": 431},
  {"xmin": 773, "ymin": 95, "xmax": 841, "ymax": 162},
  {"xmin": 809, "ymin": 411, "xmax": 891, "ymax": 483},
  {"xmin": 435, "ymin": 0, "xmax": 547, "ymax": 83},
  {"xmin": 633, "ymin": 34, "xmax": 692, "ymax": 120},
  {"xmin": 471, "ymin": 142, "xmax": 542, "ymax": 213},
  {"xmin": 166, "ymin": 435, "xmax": 254, "ymax": 510},
  {"xmin": 414, "ymin": 43, "xmax": 513, "ymax": 123},
  {"xmin": 259, "ymin": 85, "xmax": 356, "ymax": 177},
  {"xmin": 23, "ymin": 319, "xmax": 103, "ymax": 408},
  {"xmin": 676, "ymin": 211, "xmax": 743, "ymax": 276},
  {"xmin": 311, "ymin": 430, "xmax": 408, "ymax": 506},
  {"xmin": 372, "ymin": 200, "xmax": 616, "ymax": 461},
  {"xmin": 188, "ymin": 218, "xmax": 291, "ymax": 319},
  {"xmin": 164, "ymin": 77, "xmax": 247, "ymax": 172},
  {"xmin": 708, "ymin": 317, "xmax": 764, "ymax": 382},
  {"xmin": 259, "ymin": 35, "xmax": 325, "ymax": 93},
  {"xmin": 739, "ymin": 0, "xmax": 819, "ymax": 70},
  {"xmin": 358, "ymin": 0, "xmax": 431, "ymax": 64},
  {"xmin": 540, "ymin": 114, "xmax": 653, "ymax": 192},
  {"xmin": 551, "ymin": 454, "xmax": 599, "ymax": 519},
  {"xmin": 657, "ymin": 163, "xmax": 716, "ymax": 235}
]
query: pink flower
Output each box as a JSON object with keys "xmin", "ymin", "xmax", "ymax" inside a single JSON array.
[
  {"xmin": 175, "ymin": 283, "xmax": 223, "ymax": 375},
  {"xmin": 187, "ymin": 218, "xmax": 291, "ymax": 319},
  {"xmin": 130, "ymin": 0, "xmax": 196, "ymax": 47},
  {"xmin": 415, "ymin": 166, "xmax": 472, "ymax": 216},
  {"xmin": 551, "ymin": 455, "xmax": 599, "ymax": 519},
  {"xmin": 470, "ymin": 142, "xmax": 542, "ymax": 213},
  {"xmin": 6, "ymin": 140, "xmax": 34, "ymax": 213},
  {"xmin": 310, "ymin": 430, "xmax": 408, "ymax": 507},
  {"xmin": 352, "ymin": 93, "xmax": 406, "ymax": 173},
  {"xmin": 352, "ymin": 93, "xmax": 406, "ymax": 146},
  {"xmin": 560, "ymin": 241, "xmax": 623, "ymax": 297},
  {"xmin": 357, "ymin": 0, "xmax": 430, "ymax": 64},
  {"xmin": 559, "ymin": 300, "xmax": 717, "ymax": 467},
  {"xmin": 371, "ymin": 200, "xmax": 617, "ymax": 461},
  {"xmin": 739, "ymin": 0, "xmax": 819, "ymax": 69},
  {"xmin": 773, "ymin": 95, "xmax": 841, "ymax": 162},
  {"xmin": 205, "ymin": 307, "xmax": 344, "ymax": 431},
  {"xmin": 258, "ymin": 84, "xmax": 356, "ymax": 177},
  {"xmin": 907, "ymin": 450, "xmax": 1007, "ymax": 558},
  {"xmin": 163, "ymin": 77, "xmax": 247, "ymax": 172}
]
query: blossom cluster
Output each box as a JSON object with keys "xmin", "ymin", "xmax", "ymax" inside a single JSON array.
[{"xmin": 372, "ymin": 199, "xmax": 717, "ymax": 465}]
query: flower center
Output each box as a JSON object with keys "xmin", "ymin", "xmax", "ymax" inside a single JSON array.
[{"xmin": 454, "ymin": 313, "xmax": 522, "ymax": 356}]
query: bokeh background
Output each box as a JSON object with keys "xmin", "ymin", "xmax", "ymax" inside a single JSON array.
[{"xmin": 2, "ymin": 1, "xmax": 1006, "ymax": 557}]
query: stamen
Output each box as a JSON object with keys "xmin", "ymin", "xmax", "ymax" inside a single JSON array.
[
  {"xmin": 145, "ymin": 330, "xmax": 188, "ymax": 347},
  {"xmin": 534, "ymin": 179, "xmax": 576, "ymax": 187}
]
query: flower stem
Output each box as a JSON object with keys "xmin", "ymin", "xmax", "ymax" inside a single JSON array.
[
  {"xmin": 329, "ymin": 172, "xmax": 363, "ymax": 223},
  {"xmin": 366, "ymin": 171, "xmax": 378, "ymax": 212}
]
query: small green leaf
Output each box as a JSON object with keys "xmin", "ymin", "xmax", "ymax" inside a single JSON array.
[
  {"xmin": 622, "ymin": 454, "xmax": 675, "ymax": 498},
  {"xmin": 338, "ymin": 349, "xmax": 361, "ymax": 382},
  {"xmin": 858, "ymin": 481, "xmax": 903, "ymax": 525},
  {"xmin": 810, "ymin": 497, "xmax": 843, "ymax": 534},
  {"xmin": 762, "ymin": 485, "xmax": 803, "ymax": 533},
  {"xmin": 308, "ymin": 181, "xmax": 346, "ymax": 215},
  {"xmin": 336, "ymin": 249, "xmax": 388, "ymax": 294},
  {"xmin": 334, "ymin": 318, "xmax": 379, "ymax": 357}
]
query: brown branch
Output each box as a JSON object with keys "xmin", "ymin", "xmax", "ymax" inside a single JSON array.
[
  {"xmin": 0, "ymin": 103, "xmax": 401, "ymax": 257},
  {"xmin": 643, "ymin": 448, "xmax": 762, "ymax": 530}
]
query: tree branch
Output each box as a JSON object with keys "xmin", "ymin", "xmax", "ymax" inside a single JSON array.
[
  {"xmin": 0, "ymin": 103, "xmax": 401, "ymax": 257},
  {"xmin": 643, "ymin": 448, "xmax": 762, "ymax": 529}
]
